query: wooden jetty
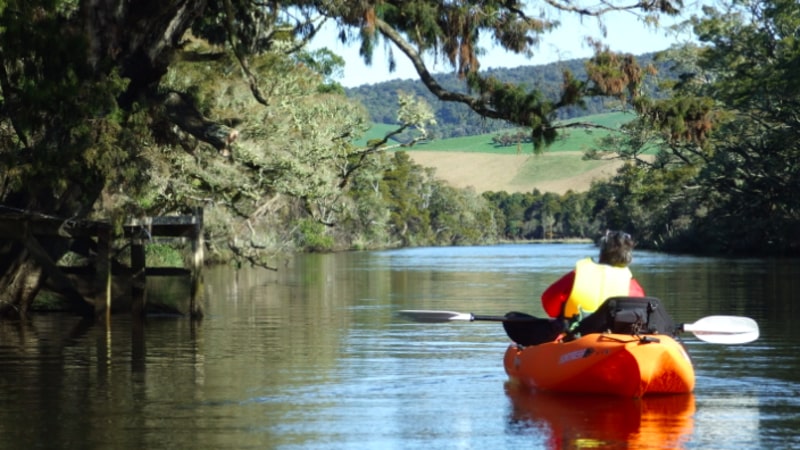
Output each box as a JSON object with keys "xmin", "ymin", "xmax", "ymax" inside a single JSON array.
[
  {"xmin": 123, "ymin": 209, "xmax": 204, "ymax": 318},
  {"xmin": 0, "ymin": 208, "xmax": 205, "ymax": 319}
]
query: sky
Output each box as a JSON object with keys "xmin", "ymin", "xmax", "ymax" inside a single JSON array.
[{"xmin": 311, "ymin": 5, "xmax": 702, "ymax": 88}]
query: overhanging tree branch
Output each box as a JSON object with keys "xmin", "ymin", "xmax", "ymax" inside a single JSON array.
[
  {"xmin": 374, "ymin": 18, "xmax": 507, "ymax": 121},
  {"xmin": 543, "ymin": 0, "xmax": 682, "ymax": 16},
  {"xmin": 163, "ymin": 92, "xmax": 239, "ymax": 151},
  {"xmin": 222, "ymin": 0, "xmax": 270, "ymax": 106}
]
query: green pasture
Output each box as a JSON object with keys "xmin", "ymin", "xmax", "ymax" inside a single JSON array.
[
  {"xmin": 509, "ymin": 152, "xmax": 612, "ymax": 185},
  {"xmin": 354, "ymin": 123, "xmax": 401, "ymax": 147},
  {"xmin": 355, "ymin": 112, "xmax": 641, "ymax": 192},
  {"xmin": 359, "ymin": 111, "xmax": 636, "ymax": 154}
]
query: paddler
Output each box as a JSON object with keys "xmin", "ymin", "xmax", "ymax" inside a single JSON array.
[
  {"xmin": 541, "ymin": 230, "xmax": 645, "ymax": 323},
  {"xmin": 502, "ymin": 230, "xmax": 650, "ymax": 346}
]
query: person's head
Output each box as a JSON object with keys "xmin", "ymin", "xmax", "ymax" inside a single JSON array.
[{"xmin": 598, "ymin": 230, "xmax": 635, "ymax": 267}]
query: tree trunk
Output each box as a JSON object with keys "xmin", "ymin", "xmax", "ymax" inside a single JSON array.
[
  {"xmin": 84, "ymin": 0, "xmax": 209, "ymax": 105},
  {"xmin": 0, "ymin": 244, "xmax": 44, "ymax": 318}
]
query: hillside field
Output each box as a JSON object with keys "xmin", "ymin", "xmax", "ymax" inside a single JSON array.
[
  {"xmin": 363, "ymin": 112, "xmax": 637, "ymax": 194},
  {"xmin": 406, "ymin": 151, "xmax": 627, "ymax": 194}
]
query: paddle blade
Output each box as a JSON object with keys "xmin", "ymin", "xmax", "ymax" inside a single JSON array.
[
  {"xmin": 682, "ymin": 315, "xmax": 760, "ymax": 344},
  {"xmin": 397, "ymin": 310, "xmax": 474, "ymax": 323}
]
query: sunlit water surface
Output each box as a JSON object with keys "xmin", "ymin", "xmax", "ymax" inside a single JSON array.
[{"xmin": 0, "ymin": 244, "xmax": 798, "ymax": 449}]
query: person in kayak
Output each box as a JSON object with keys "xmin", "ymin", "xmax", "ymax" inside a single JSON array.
[
  {"xmin": 503, "ymin": 231, "xmax": 678, "ymax": 345},
  {"xmin": 541, "ymin": 230, "xmax": 645, "ymax": 322},
  {"xmin": 502, "ymin": 230, "xmax": 646, "ymax": 346}
]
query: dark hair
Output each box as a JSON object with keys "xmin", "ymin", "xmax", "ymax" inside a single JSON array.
[{"xmin": 598, "ymin": 230, "xmax": 635, "ymax": 267}]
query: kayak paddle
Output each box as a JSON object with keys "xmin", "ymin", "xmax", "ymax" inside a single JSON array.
[
  {"xmin": 397, "ymin": 310, "xmax": 558, "ymax": 346},
  {"xmin": 678, "ymin": 315, "xmax": 760, "ymax": 344},
  {"xmin": 397, "ymin": 310, "xmax": 523, "ymax": 323},
  {"xmin": 397, "ymin": 310, "xmax": 760, "ymax": 344}
]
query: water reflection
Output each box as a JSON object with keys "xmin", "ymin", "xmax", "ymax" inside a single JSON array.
[
  {"xmin": 2, "ymin": 245, "xmax": 800, "ymax": 449},
  {"xmin": 506, "ymin": 383, "xmax": 695, "ymax": 449}
]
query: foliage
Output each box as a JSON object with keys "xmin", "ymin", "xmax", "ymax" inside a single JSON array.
[
  {"xmin": 327, "ymin": 0, "xmax": 683, "ymax": 143},
  {"xmin": 339, "ymin": 152, "xmax": 392, "ymax": 250},
  {"xmin": 482, "ymin": 189, "xmax": 600, "ymax": 240},
  {"xmin": 146, "ymin": 243, "xmax": 186, "ymax": 267},
  {"xmin": 580, "ymin": 0, "xmax": 800, "ymax": 255},
  {"xmin": 293, "ymin": 218, "xmax": 334, "ymax": 252},
  {"xmin": 680, "ymin": 0, "xmax": 800, "ymax": 254},
  {"xmin": 586, "ymin": 163, "xmax": 699, "ymax": 246},
  {"xmin": 345, "ymin": 54, "xmax": 677, "ymax": 141},
  {"xmin": 0, "ymin": 2, "xmax": 147, "ymax": 211},
  {"xmin": 379, "ymin": 152, "xmax": 435, "ymax": 246},
  {"xmin": 378, "ymin": 151, "xmax": 498, "ymax": 247},
  {"xmin": 153, "ymin": 38, "xmax": 399, "ymax": 264}
]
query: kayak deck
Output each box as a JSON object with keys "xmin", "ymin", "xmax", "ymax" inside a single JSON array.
[{"xmin": 503, "ymin": 333, "xmax": 695, "ymax": 397}]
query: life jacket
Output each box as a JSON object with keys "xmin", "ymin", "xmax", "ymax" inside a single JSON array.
[{"xmin": 563, "ymin": 258, "xmax": 632, "ymax": 319}]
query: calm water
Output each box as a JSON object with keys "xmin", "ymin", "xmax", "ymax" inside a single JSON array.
[{"xmin": 1, "ymin": 244, "xmax": 799, "ymax": 449}]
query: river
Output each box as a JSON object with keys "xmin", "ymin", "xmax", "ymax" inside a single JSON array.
[{"xmin": 0, "ymin": 243, "xmax": 798, "ymax": 449}]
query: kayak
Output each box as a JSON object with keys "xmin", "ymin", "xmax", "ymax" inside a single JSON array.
[
  {"xmin": 503, "ymin": 332, "xmax": 695, "ymax": 397},
  {"xmin": 398, "ymin": 299, "xmax": 758, "ymax": 397}
]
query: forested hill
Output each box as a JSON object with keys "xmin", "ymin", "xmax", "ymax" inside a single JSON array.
[{"xmin": 346, "ymin": 52, "xmax": 669, "ymax": 140}]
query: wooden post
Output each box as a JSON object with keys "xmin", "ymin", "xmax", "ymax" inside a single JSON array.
[
  {"xmin": 190, "ymin": 207, "xmax": 204, "ymax": 319},
  {"xmin": 130, "ymin": 218, "xmax": 150, "ymax": 318},
  {"xmin": 95, "ymin": 224, "xmax": 112, "ymax": 320}
]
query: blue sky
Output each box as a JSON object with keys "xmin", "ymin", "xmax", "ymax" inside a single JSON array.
[{"xmin": 311, "ymin": 6, "xmax": 701, "ymax": 88}]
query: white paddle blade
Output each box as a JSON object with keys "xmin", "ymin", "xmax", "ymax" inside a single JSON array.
[
  {"xmin": 683, "ymin": 315, "xmax": 760, "ymax": 344},
  {"xmin": 397, "ymin": 310, "xmax": 473, "ymax": 323}
]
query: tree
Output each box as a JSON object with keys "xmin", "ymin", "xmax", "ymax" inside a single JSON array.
[
  {"xmin": 154, "ymin": 40, "xmax": 380, "ymax": 263},
  {"xmin": 0, "ymin": 1, "xmax": 161, "ymax": 316},
  {"xmin": 486, "ymin": 191, "xmax": 534, "ymax": 239},
  {"xmin": 324, "ymin": 1, "xmax": 683, "ymax": 147},
  {"xmin": 379, "ymin": 151, "xmax": 435, "ymax": 246},
  {"xmin": 680, "ymin": 0, "xmax": 800, "ymax": 254},
  {"xmin": 0, "ymin": 0, "xmax": 686, "ymax": 316},
  {"xmin": 583, "ymin": 0, "xmax": 800, "ymax": 255},
  {"xmin": 559, "ymin": 191, "xmax": 592, "ymax": 238},
  {"xmin": 0, "ymin": 1, "xmax": 354, "ymax": 314},
  {"xmin": 529, "ymin": 192, "xmax": 562, "ymax": 239}
]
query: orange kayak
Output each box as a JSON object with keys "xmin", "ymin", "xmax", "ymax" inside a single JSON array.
[{"xmin": 503, "ymin": 333, "xmax": 695, "ymax": 397}]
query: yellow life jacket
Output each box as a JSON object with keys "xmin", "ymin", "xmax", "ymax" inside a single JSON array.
[{"xmin": 563, "ymin": 258, "xmax": 632, "ymax": 319}]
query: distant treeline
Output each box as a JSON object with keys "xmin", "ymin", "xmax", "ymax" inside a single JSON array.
[{"xmin": 346, "ymin": 53, "xmax": 673, "ymax": 140}]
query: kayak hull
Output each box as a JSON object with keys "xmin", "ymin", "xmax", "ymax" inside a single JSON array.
[{"xmin": 503, "ymin": 333, "xmax": 695, "ymax": 397}]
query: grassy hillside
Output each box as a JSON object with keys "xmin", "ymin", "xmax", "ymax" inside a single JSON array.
[
  {"xmin": 360, "ymin": 112, "xmax": 638, "ymax": 194},
  {"xmin": 353, "ymin": 123, "xmax": 402, "ymax": 147},
  {"xmin": 356, "ymin": 111, "xmax": 635, "ymax": 152},
  {"xmin": 412, "ymin": 111, "xmax": 635, "ymax": 153}
]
